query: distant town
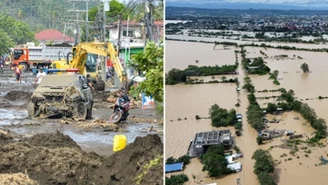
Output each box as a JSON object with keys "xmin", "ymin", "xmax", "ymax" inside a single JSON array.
[{"xmin": 166, "ymin": 7, "xmax": 328, "ymax": 43}]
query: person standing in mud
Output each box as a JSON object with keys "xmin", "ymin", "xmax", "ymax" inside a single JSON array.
[
  {"xmin": 33, "ymin": 68, "xmax": 47, "ymax": 88},
  {"xmin": 14, "ymin": 65, "xmax": 22, "ymax": 83}
]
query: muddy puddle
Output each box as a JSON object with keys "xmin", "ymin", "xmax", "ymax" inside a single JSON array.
[{"xmin": 1, "ymin": 114, "xmax": 162, "ymax": 156}]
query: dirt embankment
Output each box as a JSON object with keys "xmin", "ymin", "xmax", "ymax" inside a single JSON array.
[{"xmin": 0, "ymin": 131, "xmax": 163, "ymax": 185}]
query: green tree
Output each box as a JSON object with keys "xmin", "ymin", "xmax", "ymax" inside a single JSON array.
[
  {"xmin": 0, "ymin": 29, "xmax": 14, "ymax": 55},
  {"xmin": 252, "ymin": 149, "xmax": 275, "ymax": 175},
  {"xmin": 258, "ymin": 172, "xmax": 277, "ymax": 185},
  {"xmin": 165, "ymin": 69, "xmax": 187, "ymax": 85},
  {"xmin": 0, "ymin": 14, "xmax": 34, "ymax": 44},
  {"xmin": 209, "ymin": 104, "xmax": 236, "ymax": 127},
  {"xmin": 201, "ymin": 145, "xmax": 232, "ymax": 177},
  {"xmin": 165, "ymin": 157, "xmax": 176, "ymax": 164},
  {"xmin": 301, "ymin": 62, "xmax": 309, "ymax": 73},
  {"xmin": 88, "ymin": 0, "xmax": 125, "ymax": 21},
  {"xmin": 130, "ymin": 41, "xmax": 163, "ymax": 111},
  {"xmin": 165, "ymin": 174, "xmax": 189, "ymax": 185},
  {"xmin": 266, "ymin": 103, "xmax": 277, "ymax": 113}
]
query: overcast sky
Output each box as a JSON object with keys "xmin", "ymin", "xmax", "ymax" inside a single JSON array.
[{"xmin": 165, "ymin": 0, "xmax": 328, "ymax": 8}]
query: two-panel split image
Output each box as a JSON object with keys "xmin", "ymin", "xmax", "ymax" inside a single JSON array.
[{"xmin": 0, "ymin": 0, "xmax": 328, "ymax": 185}]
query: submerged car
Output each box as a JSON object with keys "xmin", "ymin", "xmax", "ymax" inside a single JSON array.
[{"xmin": 28, "ymin": 73, "xmax": 93, "ymax": 119}]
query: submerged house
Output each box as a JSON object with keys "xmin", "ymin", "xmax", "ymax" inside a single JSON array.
[{"xmin": 188, "ymin": 130, "xmax": 233, "ymax": 157}]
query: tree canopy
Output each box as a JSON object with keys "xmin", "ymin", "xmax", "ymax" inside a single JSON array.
[
  {"xmin": 252, "ymin": 149, "xmax": 277, "ymax": 185},
  {"xmin": 88, "ymin": 0, "xmax": 126, "ymax": 22},
  {"xmin": 201, "ymin": 145, "xmax": 233, "ymax": 177},
  {"xmin": 209, "ymin": 104, "xmax": 237, "ymax": 127},
  {"xmin": 0, "ymin": 13, "xmax": 34, "ymax": 55},
  {"xmin": 165, "ymin": 174, "xmax": 189, "ymax": 185},
  {"xmin": 130, "ymin": 41, "xmax": 163, "ymax": 108}
]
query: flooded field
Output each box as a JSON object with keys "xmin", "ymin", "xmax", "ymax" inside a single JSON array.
[
  {"xmin": 166, "ymin": 34, "xmax": 328, "ymax": 49},
  {"xmin": 166, "ymin": 40, "xmax": 328, "ymax": 185},
  {"xmin": 165, "ymin": 83, "xmax": 237, "ymax": 157},
  {"xmin": 165, "ymin": 40, "xmax": 236, "ymax": 71}
]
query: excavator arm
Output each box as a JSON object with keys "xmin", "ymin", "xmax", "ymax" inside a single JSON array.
[{"xmin": 70, "ymin": 42, "xmax": 127, "ymax": 82}]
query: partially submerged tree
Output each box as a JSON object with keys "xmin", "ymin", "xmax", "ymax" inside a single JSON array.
[
  {"xmin": 201, "ymin": 145, "xmax": 232, "ymax": 177},
  {"xmin": 300, "ymin": 62, "xmax": 309, "ymax": 73},
  {"xmin": 252, "ymin": 149, "xmax": 276, "ymax": 185},
  {"xmin": 209, "ymin": 104, "xmax": 236, "ymax": 127},
  {"xmin": 165, "ymin": 174, "xmax": 189, "ymax": 185}
]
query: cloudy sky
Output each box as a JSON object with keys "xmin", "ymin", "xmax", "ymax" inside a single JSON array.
[{"xmin": 165, "ymin": 0, "xmax": 328, "ymax": 9}]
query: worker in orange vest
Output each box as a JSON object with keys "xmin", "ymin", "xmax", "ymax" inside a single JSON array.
[
  {"xmin": 14, "ymin": 65, "xmax": 22, "ymax": 83},
  {"xmin": 106, "ymin": 58, "xmax": 114, "ymax": 81}
]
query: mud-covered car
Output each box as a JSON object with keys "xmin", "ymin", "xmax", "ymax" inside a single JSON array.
[{"xmin": 28, "ymin": 74, "xmax": 93, "ymax": 119}]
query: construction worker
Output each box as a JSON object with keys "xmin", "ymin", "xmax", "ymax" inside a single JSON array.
[
  {"xmin": 33, "ymin": 68, "xmax": 47, "ymax": 88},
  {"xmin": 86, "ymin": 74, "xmax": 95, "ymax": 90}
]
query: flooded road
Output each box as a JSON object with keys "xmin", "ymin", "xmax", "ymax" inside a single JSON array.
[{"xmin": 166, "ymin": 40, "xmax": 328, "ymax": 185}]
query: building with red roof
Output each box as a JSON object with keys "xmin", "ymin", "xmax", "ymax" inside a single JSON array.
[{"xmin": 35, "ymin": 29, "xmax": 75, "ymax": 44}]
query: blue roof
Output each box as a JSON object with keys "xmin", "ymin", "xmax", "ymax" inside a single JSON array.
[{"xmin": 165, "ymin": 163, "xmax": 184, "ymax": 173}]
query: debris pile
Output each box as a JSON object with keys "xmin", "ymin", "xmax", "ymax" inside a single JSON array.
[
  {"xmin": 78, "ymin": 119, "xmax": 121, "ymax": 131},
  {"xmin": 0, "ymin": 173, "xmax": 39, "ymax": 185},
  {"xmin": 4, "ymin": 91, "xmax": 32, "ymax": 101},
  {"xmin": 0, "ymin": 132, "xmax": 163, "ymax": 185}
]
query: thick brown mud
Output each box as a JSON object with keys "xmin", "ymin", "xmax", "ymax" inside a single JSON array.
[{"xmin": 0, "ymin": 131, "xmax": 163, "ymax": 185}]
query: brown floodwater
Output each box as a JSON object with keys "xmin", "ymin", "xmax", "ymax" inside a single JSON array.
[
  {"xmin": 166, "ymin": 40, "xmax": 328, "ymax": 185},
  {"xmin": 165, "ymin": 40, "xmax": 236, "ymax": 71}
]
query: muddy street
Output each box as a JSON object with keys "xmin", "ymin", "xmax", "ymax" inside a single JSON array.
[
  {"xmin": 0, "ymin": 66, "xmax": 163, "ymax": 184},
  {"xmin": 0, "ymin": 67, "xmax": 163, "ymax": 155}
]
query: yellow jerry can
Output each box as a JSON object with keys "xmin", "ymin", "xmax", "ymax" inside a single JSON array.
[{"xmin": 113, "ymin": 135, "xmax": 127, "ymax": 152}]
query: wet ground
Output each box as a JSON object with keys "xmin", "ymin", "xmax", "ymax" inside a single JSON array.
[{"xmin": 0, "ymin": 66, "xmax": 163, "ymax": 157}]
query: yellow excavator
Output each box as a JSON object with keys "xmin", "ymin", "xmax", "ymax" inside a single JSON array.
[{"xmin": 51, "ymin": 42, "xmax": 127, "ymax": 91}]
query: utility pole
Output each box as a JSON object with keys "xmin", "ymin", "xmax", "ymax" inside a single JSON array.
[
  {"xmin": 86, "ymin": 0, "xmax": 89, "ymax": 41},
  {"xmin": 68, "ymin": 0, "xmax": 95, "ymax": 43},
  {"xmin": 101, "ymin": 0, "xmax": 110, "ymax": 83},
  {"xmin": 146, "ymin": 0, "xmax": 154, "ymax": 42},
  {"xmin": 116, "ymin": 15, "xmax": 122, "ymax": 53},
  {"xmin": 143, "ymin": 0, "xmax": 154, "ymax": 49}
]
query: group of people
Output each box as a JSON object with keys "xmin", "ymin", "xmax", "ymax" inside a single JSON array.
[{"xmin": 14, "ymin": 65, "xmax": 46, "ymax": 87}]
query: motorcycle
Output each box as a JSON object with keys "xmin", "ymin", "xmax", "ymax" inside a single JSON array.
[{"xmin": 109, "ymin": 97, "xmax": 130, "ymax": 123}]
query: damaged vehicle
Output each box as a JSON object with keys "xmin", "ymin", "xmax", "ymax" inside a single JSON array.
[{"xmin": 28, "ymin": 74, "xmax": 93, "ymax": 119}]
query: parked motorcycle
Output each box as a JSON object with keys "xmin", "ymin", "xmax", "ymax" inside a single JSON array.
[{"xmin": 109, "ymin": 97, "xmax": 130, "ymax": 123}]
